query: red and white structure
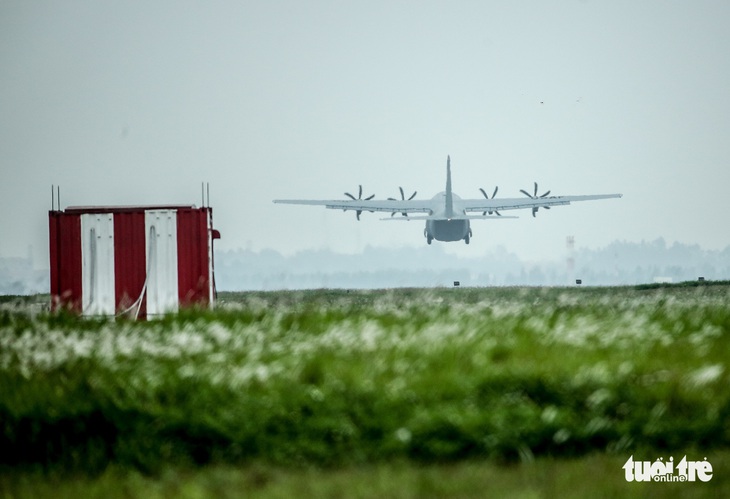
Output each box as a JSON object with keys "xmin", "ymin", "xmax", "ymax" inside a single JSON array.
[{"xmin": 49, "ymin": 205, "xmax": 220, "ymax": 318}]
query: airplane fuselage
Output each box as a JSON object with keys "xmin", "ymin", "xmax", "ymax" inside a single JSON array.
[
  {"xmin": 426, "ymin": 218, "xmax": 470, "ymax": 242},
  {"xmin": 424, "ymin": 192, "xmax": 471, "ymax": 244}
]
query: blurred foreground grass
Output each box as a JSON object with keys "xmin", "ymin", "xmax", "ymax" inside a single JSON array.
[
  {"xmin": 1, "ymin": 283, "xmax": 729, "ymax": 496},
  {"xmin": 4, "ymin": 452, "xmax": 730, "ymax": 498}
]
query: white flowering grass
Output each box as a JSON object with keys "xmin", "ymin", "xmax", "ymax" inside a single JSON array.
[{"xmin": 1, "ymin": 283, "xmax": 729, "ymax": 470}]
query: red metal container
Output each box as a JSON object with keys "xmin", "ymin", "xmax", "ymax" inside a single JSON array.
[{"xmin": 49, "ymin": 205, "xmax": 219, "ymax": 318}]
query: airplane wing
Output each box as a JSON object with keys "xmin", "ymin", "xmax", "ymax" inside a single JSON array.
[
  {"xmin": 460, "ymin": 194, "xmax": 622, "ymax": 214},
  {"xmin": 273, "ymin": 199, "xmax": 432, "ymax": 214},
  {"xmin": 381, "ymin": 214, "xmax": 518, "ymax": 221}
]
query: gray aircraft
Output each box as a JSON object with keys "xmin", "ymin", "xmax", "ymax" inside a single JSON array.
[{"xmin": 274, "ymin": 156, "xmax": 622, "ymax": 244}]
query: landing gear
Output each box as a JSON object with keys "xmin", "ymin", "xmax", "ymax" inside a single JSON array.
[
  {"xmin": 464, "ymin": 228, "xmax": 472, "ymax": 245},
  {"xmin": 425, "ymin": 229, "xmax": 433, "ymax": 245},
  {"xmin": 427, "ymin": 236, "xmax": 433, "ymax": 245}
]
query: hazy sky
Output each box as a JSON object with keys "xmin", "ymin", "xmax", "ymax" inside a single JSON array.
[{"xmin": 2, "ymin": 1, "xmax": 730, "ymax": 266}]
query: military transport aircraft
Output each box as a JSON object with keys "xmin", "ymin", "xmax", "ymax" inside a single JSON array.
[{"xmin": 273, "ymin": 156, "xmax": 622, "ymax": 245}]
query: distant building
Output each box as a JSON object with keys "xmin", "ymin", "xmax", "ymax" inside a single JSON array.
[{"xmin": 49, "ymin": 205, "xmax": 220, "ymax": 318}]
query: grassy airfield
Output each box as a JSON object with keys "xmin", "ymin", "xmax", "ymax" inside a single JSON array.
[{"xmin": 1, "ymin": 283, "xmax": 729, "ymax": 497}]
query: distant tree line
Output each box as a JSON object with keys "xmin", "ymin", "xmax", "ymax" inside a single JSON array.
[
  {"xmin": 0, "ymin": 255, "xmax": 46, "ymax": 295},
  {"xmin": 2, "ymin": 237, "xmax": 727, "ymax": 294},
  {"xmin": 215, "ymin": 238, "xmax": 730, "ymax": 290}
]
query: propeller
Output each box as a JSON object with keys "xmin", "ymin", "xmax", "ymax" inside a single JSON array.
[
  {"xmin": 344, "ymin": 184, "xmax": 375, "ymax": 221},
  {"xmin": 479, "ymin": 186, "xmax": 501, "ymax": 216},
  {"xmin": 519, "ymin": 182, "xmax": 552, "ymax": 217},
  {"xmin": 387, "ymin": 186, "xmax": 417, "ymax": 217}
]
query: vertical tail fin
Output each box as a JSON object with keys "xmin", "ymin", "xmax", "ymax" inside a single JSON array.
[{"xmin": 445, "ymin": 155, "xmax": 454, "ymax": 218}]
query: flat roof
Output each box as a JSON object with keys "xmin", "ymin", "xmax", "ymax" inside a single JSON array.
[{"xmin": 60, "ymin": 205, "xmax": 198, "ymax": 214}]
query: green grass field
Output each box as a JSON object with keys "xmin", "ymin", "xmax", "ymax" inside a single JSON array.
[{"xmin": 1, "ymin": 283, "xmax": 729, "ymax": 497}]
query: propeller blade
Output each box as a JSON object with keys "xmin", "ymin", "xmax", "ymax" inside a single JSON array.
[
  {"xmin": 519, "ymin": 182, "xmax": 551, "ymax": 215},
  {"xmin": 346, "ymin": 184, "xmax": 375, "ymax": 219},
  {"xmin": 358, "ymin": 185, "xmax": 363, "ymax": 199},
  {"xmin": 484, "ymin": 185, "xmax": 499, "ymax": 214},
  {"xmin": 389, "ymin": 187, "xmax": 416, "ymax": 217}
]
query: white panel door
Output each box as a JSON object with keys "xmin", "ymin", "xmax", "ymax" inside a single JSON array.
[
  {"xmin": 81, "ymin": 213, "xmax": 115, "ymax": 316},
  {"xmin": 206, "ymin": 208, "xmax": 215, "ymax": 307},
  {"xmin": 145, "ymin": 210, "xmax": 179, "ymax": 316}
]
